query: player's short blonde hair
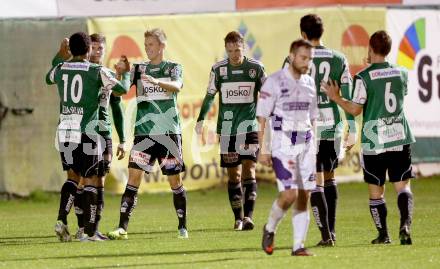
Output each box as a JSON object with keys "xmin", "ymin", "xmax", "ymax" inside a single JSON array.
[{"xmin": 144, "ymin": 28, "xmax": 167, "ymax": 45}]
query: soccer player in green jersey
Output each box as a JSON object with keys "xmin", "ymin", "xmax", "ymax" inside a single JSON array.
[
  {"xmin": 51, "ymin": 34, "xmax": 129, "ymax": 240},
  {"xmin": 322, "ymin": 30, "xmax": 415, "ymax": 245},
  {"xmin": 195, "ymin": 31, "xmax": 266, "ymax": 231},
  {"xmin": 108, "ymin": 28, "xmax": 188, "ymax": 240},
  {"xmin": 46, "ymin": 32, "xmax": 128, "ymax": 241},
  {"xmin": 282, "ymin": 14, "xmax": 355, "ymax": 246}
]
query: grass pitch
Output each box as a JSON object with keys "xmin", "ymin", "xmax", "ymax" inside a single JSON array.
[{"xmin": 0, "ymin": 177, "xmax": 439, "ymax": 269}]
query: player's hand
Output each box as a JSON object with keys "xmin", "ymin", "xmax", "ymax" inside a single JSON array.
[
  {"xmin": 116, "ymin": 143, "xmax": 126, "ymax": 160},
  {"xmin": 343, "ymin": 132, "xmax": 356, "ymax": 152},
  {"xmin": 141, "ymin": 74, "xmax": 159, "ymax": 85},
  {"xmin": 195, "ymin": 121, "xmax": 207, "ymax": 145},
  {"xmin": 320, "ymin": 79, "xmax": 341, "ymax": 101},
  {"xmin": 258, "ymin": 152, "xmax": 272, "ymax": 167},
  {"xmin": 114, "ymin": 55, "xmax": 130, "ymax": 76},
  {"xmin": 59, "ymin": 38, "xmax": 71, "ymax": 60}
]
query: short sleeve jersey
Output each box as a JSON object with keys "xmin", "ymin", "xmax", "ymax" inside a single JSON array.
[
  {"xmin": 131, "ymin": 60, "xmax": 183, "ymax": 135},
  {"xmin": 208, "ymin": 56, "xmax": 266, "ymax": 135},
  {"xmin": 46, "ymin": 60, "xmax": 125, "ymax": 140},
  {"xmin": 351, "ymin": 62, "xmax": 415, "ymax": 151},
  {"xmin": 256, "ymin": 68, "xmax": 318, "ymax": 151},
  {"xmin": 282, "ymin": 46, "xmax": 352, "ymax": 139}
]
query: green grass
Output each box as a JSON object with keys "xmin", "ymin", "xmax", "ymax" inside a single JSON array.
[{"xmin": 0, "ymin": 177, "xmax": 439, "ymax": 269}]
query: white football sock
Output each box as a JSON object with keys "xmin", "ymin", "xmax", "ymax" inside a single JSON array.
[
  {"xmin": 266, "ymin": 199, "xmax": 286, "ymax": 233},
  {"xmin": 292, "ymin": 209, "xmax": 310, "ymax": 251}
]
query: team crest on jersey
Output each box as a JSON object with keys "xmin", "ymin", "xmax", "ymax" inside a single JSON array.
[
  {"xmin": 164, "ymin": 67, "xmax": 170, "ymax": 75},
  {"xmin": 220, "ymin": 66, "xmax": 227, "ymax": 76},
  {"xmin": 280, "ymin": 88, "xmax": 290, "ymax": 98},
  {"xmin": 139, "ymin": 65, "xmax": 146, "ymax": 74},
  {"xmin": 249, "ymin": 69, "xmax": 256, "ymax": 78}
]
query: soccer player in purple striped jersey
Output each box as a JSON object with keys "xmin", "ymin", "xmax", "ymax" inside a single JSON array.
[{"xmin": 258, "ymin": 39, "xmax": 317, "ymax": 256}]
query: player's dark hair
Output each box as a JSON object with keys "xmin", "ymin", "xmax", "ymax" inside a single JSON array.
[
  {"xmin": 90, "ymin": 33, "xmax": 106, "ymax": 44},
  {"xmin": 69, "ymin": 32, "xmax": 91, "ymax": 56},
  {"xmin": 290, "ymin": 38, "xmax": 313, "ymax": 53},
  {"xmin": 300, "ymin": 14, "xmax": 324, "ymax": 40},
  {"xmin": 369, "ymin": 30, "xmax": 392, "ymax": 57},
  {"xmin": 224, "ymin": 31, "xmax": 244, "ymax": 46}
]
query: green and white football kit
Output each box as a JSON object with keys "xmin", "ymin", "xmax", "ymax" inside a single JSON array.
[
  {"xmin": 128, "ymin": 61, "xmax": 185, "ymax": 174},
  {"xmin": 351, "ymin": 62, "xmax": 415, "ymax": 186}
]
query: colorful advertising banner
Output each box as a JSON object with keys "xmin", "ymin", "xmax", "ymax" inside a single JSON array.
[
  {"xmin": 87, "ymin": 7, "xmax": 385, "ymax": 192},
  {"xmin": 387, "ymin": 10, "xmax": 440, "ymax": 137},
  {"xmin": 387, "ymin": 9, "xmax": 440, "ymax": 162}
]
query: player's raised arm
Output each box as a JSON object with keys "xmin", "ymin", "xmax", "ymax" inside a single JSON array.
[
  {"xmin": 100, "ymin": 67, "xmax": 129, "ymax": 96},
  {"xmin": 52, "ymin": 38, "xmax": 71, "ymax": 67}
]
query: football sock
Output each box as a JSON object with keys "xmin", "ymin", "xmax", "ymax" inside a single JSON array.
[
  {"xmin": 266, "ymin": 200, "xmax": 286, "ymax": 233},
  {"xmin": 292, "ymin": 209, "xmax": 310, "ymax": 251},
  {"xmin": 96, "ymin": 187, "xmax": 104, "ymax": 231},
  {"xmin": 228, "ymin": 181, "xmax": 243, "ymax": 221},
  {"xmin": 324, "ymin": 179, "xmax": 338, "ymax": 235},
  {"xmin": 310, "ymin": 186, "xmax": 331, "ymax": 241},
  {"xmin": 57, "ymin": 179, "xmax": 77, "ymax": 225},
  {"xmin": 369, "ymin": 198, "xmax": 388, "ymax": 235},
  {"xmin": 83, "ymin": 185, "xmax": 98, "ymax": 237},
  {"xmin": 243, "ymin": 178, "xmax": 257, "ymax": 219},
  {"xmin": 74, "ymin": 188, "xmax": 84, "ymax": 229},
  {"xmin": 172, "ymin": 185, "xmax": 187, "ymax": 229},
  {"xmin": 397, "ymin": 190, "xmax": 413, "ymax": 229},
  {"xmin": 118, "ymin": 184, "xmax": 138, "ymax": 231}
]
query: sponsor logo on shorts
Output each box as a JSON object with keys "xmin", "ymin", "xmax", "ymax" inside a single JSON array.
[
  {"xmin": 130, "ymin": 150, "xmax": 151, "ymax": 166},
  {"xmin": 162, "ymin": 157, "xmax": 180, "ymax": 170},
  {"xmin": 222, "ymin": 152, "xmax": 239, "ymax": 163}
]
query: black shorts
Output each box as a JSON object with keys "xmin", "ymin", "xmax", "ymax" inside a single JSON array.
[
  {"xmin": 59, "ymin": 133, "xmax": 103, "ymax": 178},
  {"xmin": 361, "ymin": 144, "xmax": 415, "ymax": 186},
  {"xmin": 128, "ymin": 134, "xmax": 185, "ymax": 175},
  {"xmin": 316, "ymin": 139, "xmax": 341, "ymax": 173},
  {"xmin": 220, "ymin": 132, "xmax": 258, "ymax": 168},
  {"xmin": 97, "ymin": 138, "xmax": 113, "ymax": 177}
]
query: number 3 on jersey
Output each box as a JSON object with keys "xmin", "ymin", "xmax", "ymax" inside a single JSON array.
[{"xmin": 62, "ymin": 74, "xmax": 83, "ymax": 103}]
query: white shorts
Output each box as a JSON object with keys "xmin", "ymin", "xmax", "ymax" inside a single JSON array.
[{"xmin": 272, "ymin": 141, "xmax": 316, "ymax": 192}]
